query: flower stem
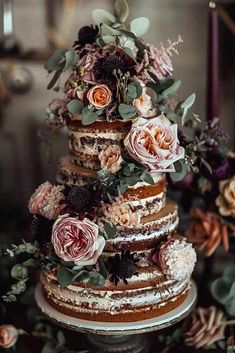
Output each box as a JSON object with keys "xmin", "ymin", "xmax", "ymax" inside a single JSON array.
[{"xmin": 221, "ymin": 320, "xmax": 235, "ymax": 326}]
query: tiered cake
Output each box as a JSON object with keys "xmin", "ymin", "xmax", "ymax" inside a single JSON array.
[{"xmin": 27, "ymin": 1, "xmax": 197, "ymax": 323}]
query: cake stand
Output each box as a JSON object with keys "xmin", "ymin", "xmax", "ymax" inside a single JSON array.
[{"xmin": 35, "ymin": 280, "xmax": 197, "ymax": 353}]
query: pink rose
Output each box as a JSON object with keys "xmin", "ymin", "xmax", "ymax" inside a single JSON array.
[
  {"xmin": 52, "ymin": 215, "xmax": 105, "ymax": 266},
  {"xmin": 28, "ymin": 182, "xmax": 65, "ymax": 220},
  {"xmin": 132, "ymin": 88, "xmax": 153, "ymax": 118},
  {"xmin": 0, "ymin": 325, "xmax": 18, "ymax": 349},
  {"xmin": 98, "ymin": 145, "xmax": 123, "ymax": 174},
  {"xmin": 152, "ymin": 238, "xmax": 196, "ymax": 280},
  {"xmin": 87, "ymin": 84, "xmax": 112, "ymax": 109},
  {"xmin": 124, "ymin": 115, "xmax": 185, "ymax": 172}
]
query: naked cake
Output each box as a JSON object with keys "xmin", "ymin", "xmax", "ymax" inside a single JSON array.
[{"xmin": 9, "ymin": 0, "xmax": 198, "ymax": 322}]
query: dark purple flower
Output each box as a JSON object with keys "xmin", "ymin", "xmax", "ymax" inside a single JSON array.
[
  {"xmin": 205, "ymin": 155, "xmax": 231, "ymax": 181},
  {"xmin": 73, "ymin": 25, "xmax": 99, "ymax": 50}
]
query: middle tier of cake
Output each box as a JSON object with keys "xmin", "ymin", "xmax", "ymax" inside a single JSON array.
[{"xmin": 57, "ymin": 156, "xmax": 167, "ymax": 217}]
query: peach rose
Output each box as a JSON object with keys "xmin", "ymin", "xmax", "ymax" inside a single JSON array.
[
  {"xmin": 216, "ymin": 176, "xmax": 235, "ymax": 218},
  {"xmin": 105, "ymin": 201, "xmax": 140, "ymax": 228},
  {"xmin": 124, "ymin": 115, "xmax": 185, "ymax": 172},
  {"xmin": 28, "ymin": 182, "xmax": 65, "ymax": 220},
  {"xmin": 52, "ymin": 215, "xmax": 105, "ymax": 266},
  {"xmin": 98, "ymin": 145, "xmax": 123, "ymax": 174},
  {"xmin": 0, "ymin": 325, "xmax": 18, "ymax": 349},
  {"xmin": 132, "ymin": 88, "xmax": 153, "ymax": 118},
  {"xmin": 186, "ymin": 208, "xmax": 229, "ymax": 257},
  {"xmin": 185, "ymin": 306, "xmax": 225, "ymax": 349},
  {"xmin": 87, "ymin": 84, "xmax": 112, "ymax": 109}
]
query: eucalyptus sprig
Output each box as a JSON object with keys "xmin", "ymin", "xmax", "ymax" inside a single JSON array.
[
  {"xmin": 97, "ymin": 161, "xmax": 155, "ymax": 197},
  {"xmin": 93, "ymin": 0, "xmax": 150, "ymax": 46}
]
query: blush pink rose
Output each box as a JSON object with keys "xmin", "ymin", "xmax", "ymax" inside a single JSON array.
[
  {"xmin": 0, "ymin": 325, "xmax": 18, "ymax": 349},
  {"xmin": 79, "ymin": 53, "xmax": 101, "ymax": 84},
  {"xmin": 124, "ymin": 115, "xmax": 185, "ymax": 172},
  {"xmin": 52, "ymin": 215, "xmax": 105, "ymax": 266},
  {"xmin": 28, "ymin": 182, "xmax": 65, "ymax": 220}
]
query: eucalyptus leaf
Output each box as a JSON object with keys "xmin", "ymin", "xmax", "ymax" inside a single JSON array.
[
  {"xmin": 67, "ymin": 99, "xmax": 84, "ymax": 115},
  {"xmin": 73, "ymin": 270, "xmax": 91, "ymax": 283},
  {"xmin": 104, "ymin": 223, "xmax": 117, "ymax": 239},
  {"xmin": 211, "ymin": 278, "xmax": 232, "ymax": 305},
  {"xmin": 130, "ymin": 17, "xmax": 150, "ymax": 37},
  {"xmin": 92, "ymin": 9, "xmax": 116, "ymax": 26},
  {"xmin": 87, "ymin": 271, "xmax": 106, "ymax": 287},
  {"xmin": 98, "ymin": 258, "xmax": 108, "ymax": 279},
  {"xmin": 11, "ymin": 264, "xmax": 28, "ymax": 280},
  {"xmin": 123, "ymin": 47, "xmax": 136, "ymax": 60},
  {"xmin": 224, "ymin": 264, "xmax": 235, "ymax": 284},
  {"xmin": 162, "ymin": 80, "xmax": 181, "ymax": 97},
  {"xmin": 114, "ymin": 0, "xmax": 129, "ymax": 23},
  {"xmin": 101, "ymin": 35, "xmax": 116, "ymax": 44},
  {"xmin": 47, "ymin": 69, "xmax": 63, "ymax": 90},
  {"xmin": 170, "ymin": 160, "xmax": 188, "ymax": 182},
  {"xmin": 64, "ymin": 48, "xmax": 76, "ymax": 71},
  {"xmin": 82, "ymin": 107, "xmax": 97, "ymax": 125},
  {"xmin": 101, "ymin": 23, "xmax": 121, "ymax": 36},
  {"xmin": 141, "ymin": 171, "xmax": 155, "ymax": 185},
  {"xmin": 44, "ymin": 49, "xmax": 66, "ymax": 72},
  {"xmin": 119, "ymin": 29, "xmax": 137, "ymax": 40},
  {"xmin": 225, "ymin": 298, "xmax": 235, "ymax": 318},
  {"xmin": 118, "ymin": 103, "xmax": 136, "ymax": 119},
  {"xmin": 181, "ymin": 93, "xmax": 196, "ymax": 109},
  {"xmin": 56, "ymin": 267, "xmax": 73, "ymax": 288}
]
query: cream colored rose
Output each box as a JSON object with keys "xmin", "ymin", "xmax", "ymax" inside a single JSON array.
[
  {"xmin": 0, "ymin": 325, "xmax": 18, "ymax": 349},
  {"xmin": 132, "ymin": 88, "xmax": 153, "ymax": 118},
  {"xmin": 105, "ymin": 201, "xmax": 140, "ymax": 228},
  {"xmin": 87, "ymin": 84, "xmax": 112, "ymax": 109},
  {"xmin": 216, "ymin": 176, "xmax": 235, "ymax": 218},
  {"xmin": 98, "ymin": 145, "xmax": 123, "ymax": 174}
]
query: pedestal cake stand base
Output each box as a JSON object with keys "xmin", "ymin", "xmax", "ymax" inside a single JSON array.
[{"xmin": 35, "ymin": 280, "xmax": 197, "ymax": 353}]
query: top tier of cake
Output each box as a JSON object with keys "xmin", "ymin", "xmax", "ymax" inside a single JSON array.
[{"xmin": 67, "ymin": 117, "xmax": 131, "ymax": 170}]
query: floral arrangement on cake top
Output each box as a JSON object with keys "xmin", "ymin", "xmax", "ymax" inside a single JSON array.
[{"xmin": 3, "ymin": 0, "xmax": 235, "ymax": 310}]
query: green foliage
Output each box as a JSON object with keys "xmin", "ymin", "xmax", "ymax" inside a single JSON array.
[
  {"xmin": 127, "ymin": 82, "xmax": 142, "ymax": 101},
  {"xmin": 45, "ymin": 48, "xmax": 76, "ymax": 89},
  {"xmin": 211, "ymin": 264, "xmax": 235, "ymax": 317},
  {"xmin": 181, "ymin": 93, "xmax": 196, "ymax": 125},
  {"xmin": 11, "ymin": 264, "xmax": 28, "ymax": 280},
  {"xmin": 6, "ymin": 240, "xmax": 39, "ymax": 257},
  {"xmin": 114, "ymin": 0, "xmax": 129, "ymax": 23},
  {"xmin": 56, "ymin": 267, "xmax": 74, "ymax": 288},
  {"xmin": 67, "ymin": 99, "xmax": 84, "ymax": 115},
  {"xmin": 130, "ymin": 17, "xmax": 150, "ymax": 37},
  {"xmin": 104, "ymin": 222, "xmax": 117, "ymax": 239},
  {"xmin": 97, "ymin": 161, "xmax": 154, "ymax": 197},
  {"xmin": 162, "ymin": 80, "xmax": 182, "ymax": 97},
  {"xmin": 118, "ymin": 103, "xmax": 136, "ymax": 119},
  {"xmin": 92, "ymin": 9, "xmax": 116, "ymax": 26},
  {"xmin": 81, "ymin": 107, "xmax": 97, "ymax": 125},
  {"xmin": 170, "ymin": 160, "xmax": 189, "ymax": 182}
]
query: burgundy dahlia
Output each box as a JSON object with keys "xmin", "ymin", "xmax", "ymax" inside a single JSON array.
[{"xmin": 73, "ymin": 25, "xmax": 99, "ymax": 50}]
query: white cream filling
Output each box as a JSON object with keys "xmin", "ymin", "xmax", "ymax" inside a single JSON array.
[
  {"xmin": 42, "ymin": 274, "xmax": 189, "ymax": 313},
  {"xmin": 107, "ymin": 215, "xmax": 179, "ymax": 244},
  {"xmin": 44, "ymin": 278, "xmax": 189, "ymax": 312}
]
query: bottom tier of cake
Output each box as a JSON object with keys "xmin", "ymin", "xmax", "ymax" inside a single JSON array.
[{"xmin": 40, "ymin": 271, "xmax": 191, "ymax": 322}]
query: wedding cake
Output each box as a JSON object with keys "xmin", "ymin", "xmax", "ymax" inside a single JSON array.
[{"xmin": 15, "ymin": 1, "xmax": 198, "ymax": 322}]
